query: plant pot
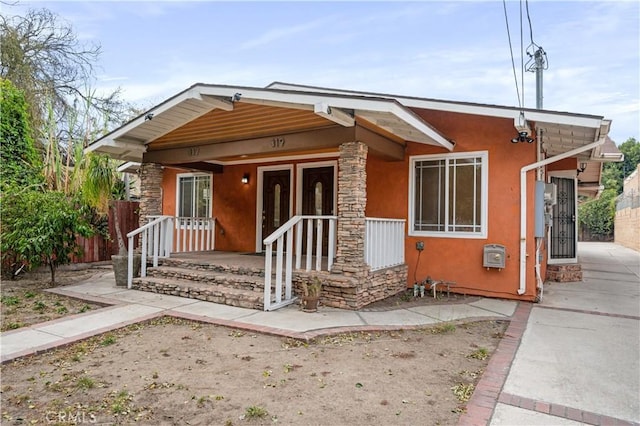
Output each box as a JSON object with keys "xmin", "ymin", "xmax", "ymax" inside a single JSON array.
[
  {"xmin": 301, "ymin": 296, "xmax": 320, "ymax": 312},
  {"xmin": 112, "ymin": 253, "xmax": 141, "ymax": 287}
]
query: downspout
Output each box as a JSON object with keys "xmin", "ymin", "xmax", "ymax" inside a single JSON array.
[{"xmin": 518, "ymin": 137, "xmax": 607, "ymax": 295}]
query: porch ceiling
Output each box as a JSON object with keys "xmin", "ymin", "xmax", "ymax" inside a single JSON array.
[{"xmin": 86, "ymin": 84, "xmax": 454, "ymax": 163}]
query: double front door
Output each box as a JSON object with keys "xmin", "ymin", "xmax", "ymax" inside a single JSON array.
[{"xmin": 261, "ymin": 166, "xmax": 334, "ymax": 253}]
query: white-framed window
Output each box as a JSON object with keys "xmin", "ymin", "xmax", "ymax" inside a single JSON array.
[
  {"xmin": 409, "ymin": 151, "xmax": 488, "ymax": 238},
  {"xmin": 176, "ymin": 173, "xmax": 212, "ymax": 219}
]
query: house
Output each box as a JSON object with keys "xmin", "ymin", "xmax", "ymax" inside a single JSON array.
[{"xmin": 87, "ymin": 82, "xmax": 622, "ymax": 310}]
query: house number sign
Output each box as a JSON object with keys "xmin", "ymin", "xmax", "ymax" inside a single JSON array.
[
  {"xmin": 271, "ymin": 137, "xmax": 285, "ymax": 148},
  {"xmin": 188, "ymin": 147, "xmax": 200, "ymax": 157}
]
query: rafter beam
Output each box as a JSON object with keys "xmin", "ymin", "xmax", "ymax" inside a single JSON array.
[{"xmin": 314, "ymin": 102, "xmax": 355, "ymax": 127}]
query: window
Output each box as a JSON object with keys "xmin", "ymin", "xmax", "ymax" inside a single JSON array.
[
  {"xmin": 177, "ymin": 173, "xmax": 211, "ymax": 218},
  {"xmin": 409, "ymin": 152, "xmax": 488, "ymax": 238}
]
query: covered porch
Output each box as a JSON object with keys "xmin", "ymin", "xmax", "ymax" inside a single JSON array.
[{"xmin": 88, "ymin": 84, "xmax": 456, "ymax": 310}]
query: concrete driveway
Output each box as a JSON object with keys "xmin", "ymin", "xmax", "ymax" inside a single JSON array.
[{"xmin": 491, "ymin": 242, "xmax": 640, "ymax": 425}]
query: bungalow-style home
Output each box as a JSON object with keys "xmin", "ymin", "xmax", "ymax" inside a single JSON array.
[{"xmin": 87, "ymin": 82, "xmax": 622, "ymax": 311}]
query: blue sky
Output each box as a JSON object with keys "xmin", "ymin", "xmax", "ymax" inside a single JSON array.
[{"xmin": 9, "ymin": 1, "xmax": 640, "ymax": 143}]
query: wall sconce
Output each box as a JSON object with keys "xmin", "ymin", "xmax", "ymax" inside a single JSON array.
[
  {"xmin": 577, "ymin": 162, "xmax": 587, "ymax": 176},
  {"xmin": 241, "ymin": 173, "xmax": 250, "ymax": 184}
]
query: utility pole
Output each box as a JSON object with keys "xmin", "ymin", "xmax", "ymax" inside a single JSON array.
[{"xmin": 527, "ymin": 46, "xmax": 548, "ymax": 109}]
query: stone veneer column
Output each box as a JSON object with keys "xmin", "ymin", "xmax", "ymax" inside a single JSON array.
[
  {"xmin": 332, "ymin": 141, "xmax": 368, "ymax": 277},
  {"xmin": 138, "ymin": 162, "xmax": 163, "ymax": 224}
]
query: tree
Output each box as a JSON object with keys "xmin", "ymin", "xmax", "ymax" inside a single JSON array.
[
  {"xmin": 1, "ymin": 187, "xmax": 93, "ymax": 284},
  {"xmin": 1, "ymin": 8, "xmax": 137, "ymax": 188},
  {"xmin": 578, "ymin": 189, "xmax": 617, "ymax": 238},
  {"xmin": 0, "ymin": 78, "xmax": 42, "ymax": 189},
  {"xmin": 602, "ymin": 137, "xmax": 640, "ymax": 195}
]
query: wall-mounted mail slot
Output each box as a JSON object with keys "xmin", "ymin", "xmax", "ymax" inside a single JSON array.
[{"xmin": 483, "ymin": 244, "xmax": 506, "ymax": 270}]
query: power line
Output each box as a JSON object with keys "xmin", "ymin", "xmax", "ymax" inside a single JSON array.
[
  {"xmin": 503, "ymin": 0, "xmax": 522, "ymax": 108},
  {"xmin": 520, "ymin": 0, "xmax": 525, "ymax": 108}
]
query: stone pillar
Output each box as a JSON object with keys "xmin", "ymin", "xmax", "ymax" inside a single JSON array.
[
  {"xmin": 332, "ymin": 141, "xmax": 368, "ymax": 277},
  {"xmin": 139, "ymin": 162, "xmax": 163, "ymax": 224}
]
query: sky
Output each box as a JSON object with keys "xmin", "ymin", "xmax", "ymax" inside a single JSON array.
[{"xmin": 6, "ymin": 1, "xmax": 640, "ymax": 143}]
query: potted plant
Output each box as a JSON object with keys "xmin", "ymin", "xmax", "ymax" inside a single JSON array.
[
  {"xmin": 83, "ymin": 154, "xmax": 140, "ymax": 286},
  {"xmin": 300, "ymin": 276, "xmax": 322, "ymax": 312}
]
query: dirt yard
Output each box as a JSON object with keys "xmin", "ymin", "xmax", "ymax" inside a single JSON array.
[
  {"xmin": 1, "ymin": 316, "xmax": 506, "ymax": 425},
  {"xmin": 1, "ymin": 267, "xmax": 105, "ymax": 331}
]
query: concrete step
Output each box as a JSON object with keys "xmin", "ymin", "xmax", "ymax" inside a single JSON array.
[
  {"xmin": 160, "ymin": 258, "xmax": 265, "ymax": 277},
  {"xmin": 147, "ymin": 266, "xmax": 264, "ymax": 293},
  {"xmin": 546, "ymin": 263, "xmax": 583, "ymax": 282},
  {"xmin": 132, "ymin": 276, "xmax": 265, "ymax": 310}
]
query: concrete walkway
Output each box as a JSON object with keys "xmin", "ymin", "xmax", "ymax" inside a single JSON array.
[
  {"xmin": 460, "ymin": 242, "xmax": 640, "ymax": 425},
  {"xmin": 1, "ymin": 270, "xmax": 517, "ymax": 363},
  {"xmin": 2, "ymin": 242, "xmax": 638, "ymax": 426}
]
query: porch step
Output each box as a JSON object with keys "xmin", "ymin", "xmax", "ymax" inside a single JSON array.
[
  {"xmin": 132, "ymin": 276, "xmax": 265, "ymax": 310},
  {"xmin": 161, "ymin": 258, "xmax": 264, "ymax": 277},
  {"xmin": 546, "ymin": 264, "xmax": 583, "ymax": 282},
  {"xmin": 146, "ymin": 266, "xmax": 264, "ymax": 293}
]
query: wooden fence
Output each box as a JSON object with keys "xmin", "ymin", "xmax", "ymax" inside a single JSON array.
[{"xmin": 73, "ymin": 201, "xmax": 140, "ymax": 263}]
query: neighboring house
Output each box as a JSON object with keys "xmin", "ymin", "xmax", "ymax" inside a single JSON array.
[
  {"xmin": 87, "ymin": 82, "xmax": 622, "ymax": 310},
  {"xmin": 615, "ymin": 165, "xmax": 640, "ymax": 251}
]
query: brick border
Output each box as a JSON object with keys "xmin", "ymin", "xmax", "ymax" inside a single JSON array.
[
  {"xmin": 458, "ymin": 301, "xmax": 532, "ymax": 425},
  {"xmin": 498, "ymin": 393, "xmax": 640, "ymax": 426}
]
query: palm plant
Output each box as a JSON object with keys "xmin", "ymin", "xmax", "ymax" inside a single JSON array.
[{"xmin": 82, "ymin": 154, "xmax": 127, "ymax": 256}]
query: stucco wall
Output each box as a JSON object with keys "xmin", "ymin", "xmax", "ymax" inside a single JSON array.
[
  {"xmin": 367, "ymin": 111, "xmax": 539, "ymax": 301},
  {"xmin": 160, "ymin": 110, "xmax": 541, "ymax": 301}
]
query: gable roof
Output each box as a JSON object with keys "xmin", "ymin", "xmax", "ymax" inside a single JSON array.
[
  {"xmin": 87, "ymin": 81, "xmax": 615, "ymax": 164},
  {"xmin": 87, "ymin": 83, "xmax": 453, "ymax": 162}
]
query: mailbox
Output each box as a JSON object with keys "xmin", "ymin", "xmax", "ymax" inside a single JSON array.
[{"xmin": 483, "ymin": 244, "xmax": 506, "ymax": 270}]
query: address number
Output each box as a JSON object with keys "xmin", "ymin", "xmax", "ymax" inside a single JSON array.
[{"xmin": 271, "ymin": 137, "xmax": 285, "ymax": 148}]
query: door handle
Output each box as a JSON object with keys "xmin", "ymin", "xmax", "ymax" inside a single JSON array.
[{"xmin": 572, "ymin": 214, "xmax": 576, "ymax": 222}]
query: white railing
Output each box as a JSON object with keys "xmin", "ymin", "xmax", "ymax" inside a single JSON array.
[
  {"xmin": 263, "ymin": 215, "xmax": 337, "ymax": 311},
  {"xmin": 127, "ymin": 216, "xmax": 174, "ymax": 289},
  {"xmin": 365, "ymin": 218, "xmax": 406, "ymax": 271},
  {"xmin": 173, "ymin": 217, "xmax": 216, "ymax": 252},
  {"xmin": 126, "ymin": 216, "xmax": 216, "ymax": 288},
  {"xmin": 147, "ymin": 215, "xmax": 216, "ymax": 253}
]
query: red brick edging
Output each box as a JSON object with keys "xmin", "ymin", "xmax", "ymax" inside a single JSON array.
[{"xmin": 458, "ymin": 301, "xmax": 532, "ymax": 425}]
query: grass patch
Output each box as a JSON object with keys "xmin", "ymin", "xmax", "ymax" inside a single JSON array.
[
  {"xmin": 245, "ymin": 405, "xmax": 268, "ymax": 419},
  {"xmin": 430, "ymin": 323, "xmax": 456, "ymax": 334},
  {"xmin": 78, "ymin": 304, "xmax": 92, "ymax": 313},
  {"xmin": 100, "ymin": 334, "xmax": 116, "ymax": 346},
  {"xmin": 1, "ymin": 296, "xmax": 20, "ymax": 306},
  {"xmin": 76, "ymin": 376, "xmax": 95, "ymax": 389},
  {"xmin": 33, "ymin": 300, "xmax": 47, "ymax": 312},
  {"xmin": 467, "ymin": 347, "xmax": 489, "ymax": 360}
]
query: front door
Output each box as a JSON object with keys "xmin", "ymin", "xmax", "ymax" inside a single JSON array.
[
  {"xmin": 550, "ymin": 176, "xmax": 577, "ymax": 261},
  {"xmin": 262, "ymin": 170, "xmax": 291, "ymax": 248},
  {"xmin": 301, "ymin": 166, "xmax": 334, "ymax": 254}
]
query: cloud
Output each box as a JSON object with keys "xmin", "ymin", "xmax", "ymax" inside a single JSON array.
[{"xmin": 240, "ymin": 17, "xmax": 331, "ymax": 50}]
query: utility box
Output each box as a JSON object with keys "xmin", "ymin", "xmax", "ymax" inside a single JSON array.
[{"xmin": 483, "ymin": 244, "xmax": 506, "ymax": 270}]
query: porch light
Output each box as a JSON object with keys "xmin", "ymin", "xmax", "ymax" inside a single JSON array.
[
  {"xmin": 577, "ymin": 162, "xmax": 587, "ymax": 176},
  {"xmin": 241, "ymin": 173, "xmax": 250, "ymax": 184},
  {"xmin": 511, "ymin": 131, "xmax": 535, "ymax": 143}
]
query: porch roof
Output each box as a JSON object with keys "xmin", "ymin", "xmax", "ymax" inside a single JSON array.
[
  {"xmin": 269, "ymin": 82, "xmax": 620, "ymax": 163},
  {"xmin": 87, "ymin": 83, "xmax": 454, "ymax": 163}
]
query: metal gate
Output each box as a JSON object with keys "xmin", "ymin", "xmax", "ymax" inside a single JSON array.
[{"xmin": 550, "ymin": 177, "xmax": 576, "ymax": 260}]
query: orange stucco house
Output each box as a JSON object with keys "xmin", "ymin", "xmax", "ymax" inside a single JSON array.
[{"xmin": 88, "ymin": 82, "xmax": 621, "ymax": 311}]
